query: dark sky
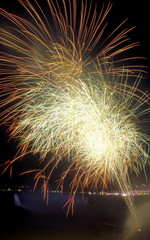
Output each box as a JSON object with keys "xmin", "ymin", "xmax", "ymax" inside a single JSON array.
[
  {"xmin": 0, "ymin": 0, "xmax": 150, "ymax": 71},
  {"xmin": 0, "ymin": 0, "xmax": 150, "ymax": 187}
]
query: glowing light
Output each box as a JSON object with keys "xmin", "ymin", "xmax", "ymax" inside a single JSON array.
[{"xmin": 0, "ymin": 0, "xmax": 149, "ymax": 216}]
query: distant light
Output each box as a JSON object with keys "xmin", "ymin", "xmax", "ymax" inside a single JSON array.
[
  {"xmin": 122, "ymin": 193, "xmax": 128, "ymax": 197},
  {"xmin": 114, "ymin": 193, "xmax": 119, "ymax": 196}
]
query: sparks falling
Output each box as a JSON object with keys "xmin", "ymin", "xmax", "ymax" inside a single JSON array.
[{"xmin": 0, "ymin": 0, "xmax": 149, "ymax": 216}]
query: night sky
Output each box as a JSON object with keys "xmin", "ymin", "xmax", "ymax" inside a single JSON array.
[
  {"xmin": 0, "ymin": 0, "xmax": 150, "ymax": 187},
  {"xmin": 1, "ymin": 2, "xmax": 150, "ymax": 240}
]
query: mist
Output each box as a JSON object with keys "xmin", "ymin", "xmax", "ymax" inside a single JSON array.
[{"xmin": 121, "ymin": 201, "xmax": 150, "ymax": 240}]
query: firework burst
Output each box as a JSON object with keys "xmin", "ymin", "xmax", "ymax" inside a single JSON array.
[{"xmin": 0, "ymin": 0, "xmax": 149, "ymax": 216}]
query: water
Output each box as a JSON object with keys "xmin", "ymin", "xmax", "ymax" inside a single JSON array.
[{"xmin": 0, "ymin": 191, "xmax": 150, "ymax": 239}]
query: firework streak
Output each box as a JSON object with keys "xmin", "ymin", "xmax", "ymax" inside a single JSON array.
[{"xmin": 0, "ymin": 0, "xmax": 149, "ymax": 216}]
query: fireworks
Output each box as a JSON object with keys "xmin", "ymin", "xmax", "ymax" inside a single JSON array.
[{"xmin": 0, "ymin": 0, "xmax": 150, "ymax": 216}]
